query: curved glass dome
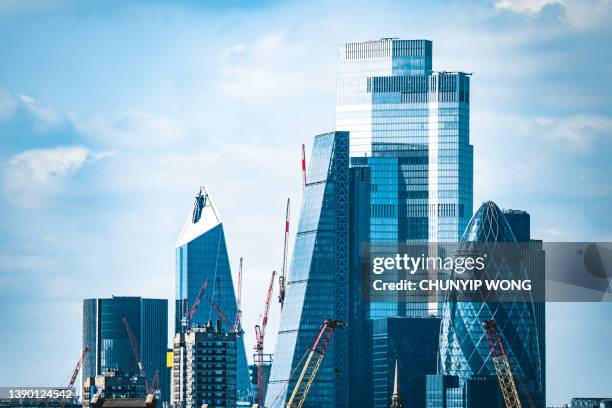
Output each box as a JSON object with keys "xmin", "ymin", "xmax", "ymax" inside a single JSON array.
[
  {"xmin": 460, "ymin": 201, "xmax": 517, "ymax": 243},
  {"xmin": 440, "ymin": 201, "xmax": 542, "ymax": 406}
]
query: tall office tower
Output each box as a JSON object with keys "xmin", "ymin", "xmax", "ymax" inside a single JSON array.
[
  {"xmin": 439, "ymin": 201, "xmax": 543, "ymax": 407},
  {"xmin": 370, "ymin": 317, "xmax": 440, "ymax": 408},
  {"xmin": 503, "ymin": 209, "xmax": 546, "ymax": 408},
  {"xmin": 264, "ymin": 131, "xmax": 349, "ymax": 408},
  {"xmin": 174, "ymin": 186, "xmax": 252, "ymax": 403},
  {"xmin": 82, "ymin": 297, "xmax": 169, "ymax": 402},
  {"xmin": 337, "ymin": 38, "xmax": 473, "ymax": 246},
  {"xmin": 171, "ymin": 321, "xmax": 237, "ymax": 408},
  {"xmin": 338, "ymin": 38, "xmax": 474, "ymax": 407}
]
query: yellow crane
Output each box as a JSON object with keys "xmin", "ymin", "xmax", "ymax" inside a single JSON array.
[
  {"xmin": 483, "ymin": 320, "xmax": 522, "ymax": 408},
  {"xmin": 285, "ymin": 319, "xmax": 345, "ymax": 408}
]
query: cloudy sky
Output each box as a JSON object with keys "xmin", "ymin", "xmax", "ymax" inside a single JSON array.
[{"xmin": 0, "ymin": 0, "xmax": 611, "ymax": 405}]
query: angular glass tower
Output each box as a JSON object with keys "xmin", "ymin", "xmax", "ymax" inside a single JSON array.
[
  {"xmin": 439, "ymin": 201, "xmax": 543, "ymax": 407},
  {"xmin": 82, "ymin": 297, "xmax": 169, "ymax": 402},
  {"xmin": 175, "ymin": 186, "xmax": 252, "ymax": 403},
  {"xmin": 265, "ymin": 132, "xmax": 349, "ymax": 408}
]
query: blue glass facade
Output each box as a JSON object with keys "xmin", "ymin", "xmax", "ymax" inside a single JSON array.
[
  {"xmin": 265, "ymin": 131, "xmax": 349, "ymax": 408},
  {"xmin": 370, "ymin": 317, "xmax": 440, "ymax": 408},
  {"xmin": 439, "ymin": 201, "xmax": 543, "ymax": 407},
  {"xmin": 82, "ymin": 297, "xmax": 169, "ymax": 402},
  {"xmin": 338, "ymin": 39, "xmax": 473, "ymax": 322},
  {"xmin": 426, "ymin": 375, "xmax": 502, "ymax": 408},
  {"xmin": 338, "ymin": 38, "xmax": 474, "ymax": 408},
  {"xmin": 503, "ymin": 209, "xmax": 546, "ymax": 408},
  {"xmin": 174, "ymin": 186, "xmax": 252, "ymax": 403}
]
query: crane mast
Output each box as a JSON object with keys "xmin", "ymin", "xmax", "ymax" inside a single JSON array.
[
  {"xmin": 255, "ymin": 270, "xmax": 276, "ymax": 404},
  {"xmin": 483, "ymin": 320, "xmax": 522, "ymax": 408},
  {"xmin": 278, "ymin": 199, "xmax": 290, "ymax": 309},
  {"xmin": 233, "ymin": 257, "xmax": 243, "ymax": 334},
  {"xmin": 123, "ymin": 317, "xmax": 151, "ymax": 394},
  {"xmin": 286, "ymin": 319, "xmax": 345, "ymax": 408},
  {"xmin": 183, "ymin": 277, "xmax": 209, "ymax": 330},
  {"xmin": 301, "ymin": 144, "xmax": 307, "ymax": 189},
  {"xmin": 61, "ymin": 347, "xmax": 89, "ymax": 408},
  {"xmin": 205, "ymin": 294, "xmax": 231, "ymax": 328}
]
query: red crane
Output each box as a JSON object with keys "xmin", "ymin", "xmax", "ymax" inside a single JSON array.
[
  {"xmin": 233, "ymin": 257, "xmax": 244, "ymax": 334},
  {"xmin": 286, "ymin": 320, "xmax": 345, "ymax": 408},
  {"xmin": 122, "ymin": 317, "xmax": 151, "ymax": 394},
  {"xmin": 278, "ymin": 199, "xmax": 290, "ymax": 309},
  {"xmin": 150, "ymin": 370, "xmax": 159, "ymax": 395},
  {"xmin": 205, "ymin": 294, "xmax": 231, "ymax": 329},
  {"xmin": 301, "ymin": 144, "xmax": 307, "ymax": 189},
  {"xmin": 60, "ymin": 347, "xmax": 89, "ymax": 408},
  {"xmin": 483, "ymin": 320, "xmax": 522, "ymax": 408},
  {"xmin": 254, "ymin": 270, "xmax": 276, "ymax": 404},
  {"xmin": 183, "ymin": 278, "xmax": 209, "ymax": 330}
]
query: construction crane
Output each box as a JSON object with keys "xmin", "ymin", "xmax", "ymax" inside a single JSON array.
[
  {"xmin": 233, "ymin": 257, "xmax": 244, "ymax": 334},
  {"xmin": 286, "ymin": 319, "xmax": 345, "ymax": 408},
  {"xmin": 150, "ymin": 370, "xmax": 159, "ymax": 395},
  {"xmin": 205, "ymin": 293, "xmax": 231, "ymax": 329},
  {"xmin": 123, "ymin": 317, "xmax": 151, "ymax": 394},
  {"xmin": 60, "ymin": 347, "xmax": 89, "ymax": 408},
  {"xmin": 301, "ymin": 144, "xmax": 307, "ymax": 189},
  {"xmin": 483, "ymin": 320, "xmax": 522, "ymax": 408},
  {"xmin": 278, "ymin": 199, "xmax": 290, "ymax": 309},
  {"xmin": 254, "ymin": 270, "xmax": 276, "ymax": 404},
  {"xmin": 182, "ymin": 278, "xmax": 210, "ymax": 330}
]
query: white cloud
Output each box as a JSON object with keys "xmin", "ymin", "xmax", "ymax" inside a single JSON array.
[
  {"xmin": 544, "ymin": 114, "xmax": 612, "ymax": 148},
  {"xmin": 494, "ymin": 0, "xmax": 610, "ymax": 28},
  {"xmin": 8, "ymin": 146, "xmax": 90, "ymax": 182},
  {"xmin": 216, "ymin": 31, "xmax": 333, "ymax": 101},
  {"xmin": 0, "ymin": 87, "xmax": 17, "ymax": 121},
  {"xmin": 18, "ymin": 94, "xmax": 62, "ymax": 127},
  {"xmin": 2, "ymin": 146, "xmax": 113, "ymax": 206},
  {"xmin": 69, "ymin": 109, "xmax": 184, "ymax": 149}
]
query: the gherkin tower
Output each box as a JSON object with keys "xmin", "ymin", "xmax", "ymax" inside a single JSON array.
[{"xmin": 439, "ymin": 201, "xmax": 542, "ymax": 406}]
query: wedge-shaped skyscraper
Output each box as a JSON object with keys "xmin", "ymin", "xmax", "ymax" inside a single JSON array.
[
  {"xmin": 265, "ymin": 132, "xmax": 349, "ymax": 408},
  {"xmin": 175, "ymin": 186, "xmax": 252, "ymax": 403}
]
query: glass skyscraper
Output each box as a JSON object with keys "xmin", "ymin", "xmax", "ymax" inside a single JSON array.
[
  {"xmin": 338, "ymin": 38, "xmax": 473, "ymax": 407},
  {"xmin": 337, "ymin": 38, "xmax": 473, "ymax": 320},
  {"xmin": 82, "ymin": 296, "xmax": 169, "ymax": 402},
  {"xmin": 439, "ymin": 201, "xmax": 543, "ymax": 407},
  {"xmin": 264, "ymin": 131, "xmax": 349, "ymax": 408},
  {"xmin": 503, "ymin": 209, "xmax": 546, "ymax": 408},
  {"xmin": 175, "ymin": 186, "xmax": 252, "ymax": 403},
  {"xmin": 337, "ymin": 38, "xmax": 473, "ymax": 244},
  {"xmin": 370, "ymin": 317, "xmax": 441, "ymax": 408}
]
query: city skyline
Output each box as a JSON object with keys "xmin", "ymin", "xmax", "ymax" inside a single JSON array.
[{"xmin": 1, "ymin": 1, "xmax": 612, "ymax": 407}]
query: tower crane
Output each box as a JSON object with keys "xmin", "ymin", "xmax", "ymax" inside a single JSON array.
[
  {"xmin": 285, "ymin": 319, "xmax": 345, "ymax": 408},
  {"xmin": 278, "ymin": 200, "xmax": 290, "ymax": 309},
  {"xmin": 182, "ymin": 278, "xmax": 209, "ymax": 330},
  {"xmin": 483, "ymin": 320, "xmax": 522, "ymax": 408},
  {"xmin": 123, "ymin": 317, "xmax": 152, "ymax": 394},
  {"xmin": 60, "ymin": 347, "xmax": 89, "ymax": 408},
  {"xmin": 301, "ymin": 144, "xmax": 307, "ymax": 189},
  {"xmin": 255, "ymin": 270, "xmax": 276, "ymax": 404},
  {"xmin": 205, "ymin": 294, "xmax": 233, "ymax": 330},
  {"xmin": 233, "ymin": 257, "xmax": 244, "ymax": 334}
]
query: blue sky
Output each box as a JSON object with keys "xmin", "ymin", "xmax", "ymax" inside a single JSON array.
[{"xmin": 0, "ymin": 0, "xmax": 611, "ymax": 405}]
